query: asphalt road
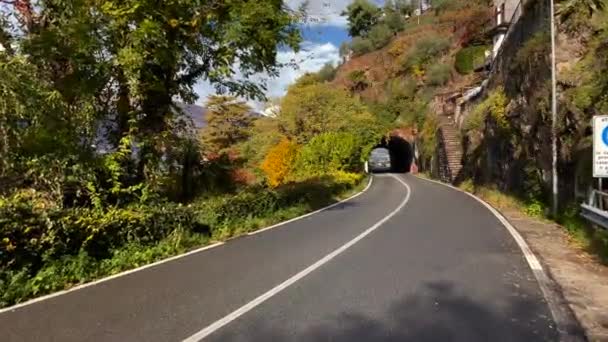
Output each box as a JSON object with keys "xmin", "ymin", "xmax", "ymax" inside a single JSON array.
[{"xmin": 1, "ymin": 174, "xmax": 560, "ymax": 341}]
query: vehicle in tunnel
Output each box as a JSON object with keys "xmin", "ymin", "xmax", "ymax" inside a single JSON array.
[
  {"xmin": 367, "ymin": 147, "xmax": 392, "ymax": 173},
  {"xmin": 370, "ymin": 135, "xmax": 413, "ymax": 173}
]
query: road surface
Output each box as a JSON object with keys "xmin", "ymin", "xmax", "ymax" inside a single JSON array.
[{"xmin": 1, "ymin": 174, "xmax": 562, "ymax": 341}]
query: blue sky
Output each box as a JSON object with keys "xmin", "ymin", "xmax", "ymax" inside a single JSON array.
[
  {"xmin": 300, "ymin": 24, "xmax": 350, "ymax": 48},
  {"xmin": 194, "ymin": 0, "xmax": 386, "ymax": 110}
]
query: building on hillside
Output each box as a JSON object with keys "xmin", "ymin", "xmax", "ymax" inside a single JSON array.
[
  {"xmin": 413, "ymin": 0, "xmax": 432, "ymax": 16},
  {"xmin": 491, "ymin": 0, "xmax": 521, "ymax": 57}
]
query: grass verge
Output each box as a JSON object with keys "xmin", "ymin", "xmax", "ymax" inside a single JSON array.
[{"xmin": 456, "ymin": 179, "xmax": 608, "ymax": 265}]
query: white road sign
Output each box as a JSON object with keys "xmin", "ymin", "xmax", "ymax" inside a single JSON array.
[{"xmin": 593, "ymin": 115, "xmax": 608, "ymax": 177}]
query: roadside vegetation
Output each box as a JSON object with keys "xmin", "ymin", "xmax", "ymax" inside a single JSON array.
[
  {"xmin": 458, "ymin": 180, "xmax": 608, "ymax": 265},
  {"xmin": 0, "ymin": 1, "xmax": 384, "ymax": 308}
]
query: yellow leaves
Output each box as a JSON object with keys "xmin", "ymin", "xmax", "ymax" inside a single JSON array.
[
  {"xmin": 260, "ymin": 138, "xmax": 299, "ymax": 187},
  {"xmin": 168, "ymin": 19, "xmax": 179, "ymax": 28},
  {"xmin": 412, "ymin": 64, "xmax": 425, "ymax": 79},
  {"xmin": 2, "ymin": 237, "xmax": 15, "ymax": 252},
  {"xmin": 465, "ymin": 87, "xmax": 509, "ymax": 132}
]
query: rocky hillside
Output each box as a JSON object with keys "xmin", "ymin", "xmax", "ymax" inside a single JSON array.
[{"xmin": 332, "ymin": 7, "xmax": 493, "ymax": 104}]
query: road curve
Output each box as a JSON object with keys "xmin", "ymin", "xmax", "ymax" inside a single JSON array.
[{"xmin": 1, "ymin": 175, "xmax": 559, "ymax": 341}]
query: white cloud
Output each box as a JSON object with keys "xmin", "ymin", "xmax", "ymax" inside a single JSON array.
[
  {"xmin": 194, "ymin": 40, "xmax": 340, "ymax": 111},
  {"xmin": 267, "ymin": 41, "xmax": 340, "ymax": 97}
]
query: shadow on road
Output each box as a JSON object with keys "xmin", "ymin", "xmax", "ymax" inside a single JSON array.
[
  {"xmin": 217, "ymin": 281, "xmax": 560, "ymax": 342},
  {"xmin": 324, "ymin": 201, "xmax": 359, "ymax": 211}
]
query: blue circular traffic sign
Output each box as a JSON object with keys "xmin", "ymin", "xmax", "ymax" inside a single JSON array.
[{"xmin": 603, "ymin": 126, "xmax": 608, "ymax": 146}]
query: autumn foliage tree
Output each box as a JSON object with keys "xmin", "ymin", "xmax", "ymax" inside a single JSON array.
[
  {"xmin": 201, "ymin": 95, "xmax": 254, "ymax": 154},
  {"xmin": 260, "ymin": 138, "xmax": 299, "ymax": 187}
]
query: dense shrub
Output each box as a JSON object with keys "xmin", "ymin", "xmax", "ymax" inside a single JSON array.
[
  {"xmin": 455, "ymin": 45, "xmax": 489, "ymax": 74},
  {"xmin": 260, "ymin": 138, "xmax": 300, "ymax": 187},
  {"xmin": 317, "ymin": 62, "xmax": 338, "ymax": 82},
  {"xmin": 351, "ymin": 36, "xmax": 374, "ymax": 55},
  {"xmin": 426, "ymin": 63, "xmax": 452, "ymax": 86},
  {"xmin": 348, "ymin": 70, "xmax": 369, "ymax": 92},
  {"xmin": 1, "ymin": 173, "xmax": 366, "ymax": 307},
  {"xmin": 368, "ymin": 23, "xmax": 394, "ymax": 49},
  {"xmin": 402, "ymin": 36, "xmax": 451, "ymax": 72},
  {"xmin": 464, "ymin": 87, "xmax": 509, "ymax": 132},
  {"xmin": 0, "ymin": 192, "xmax": 202, "ymax": 273},
  {"xmin": 295, "ymin": 132, "xmax": 363, "ymax": 177}
]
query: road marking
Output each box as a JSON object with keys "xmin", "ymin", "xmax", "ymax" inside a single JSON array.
[
  {"xmin": 248, "ymin": 176, "xmax": 374, "ymax": 236},
  {"xmin": 182, "ymin": 174, "xmax": 411, "ymax": 342},
  {"xmin": 414, "ymin": 175, "xmax": 584, "ymax": 341},
  {"xmin": 0, "ymin": 179, "xmax": 376, "ymax": 315}
]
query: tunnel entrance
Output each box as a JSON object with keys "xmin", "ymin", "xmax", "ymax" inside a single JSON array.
[{"xmin": 374, "ymin": 135, "xmax": 413, "ymax": 173}]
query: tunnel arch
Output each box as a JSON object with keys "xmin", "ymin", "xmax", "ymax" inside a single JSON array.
[{"xmin": 374, "ymin": 134, "xmax": 414, "ymax": 173}]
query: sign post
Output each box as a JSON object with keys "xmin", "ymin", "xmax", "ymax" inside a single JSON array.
[{"xmin": 593, "ymin": 116, "xmax": 608, "ymax": 191}]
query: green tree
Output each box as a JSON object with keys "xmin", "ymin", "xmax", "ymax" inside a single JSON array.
[
  {"xmin": 279, "ymin": 82, "xmax": 374, "ymax": 143},
  {"xmin": 201, "ymin": 96, "xmax": 254, "ymax": 154},
  {"xmin": 0, "ymin": 0, "xmax": 302, "ymax": 195},
  {"xmin": 343, "ymin": 0, "xmax": 382, "ymax": 37},
  {"xmin": 368, "ymin": 23, "xmax": 394, "ymax": 49},
  {"xmin": 351, "ymin": 36, "xmax": 374, "ymax": 55},
  {"xmin": 317, "ymin": 62, "xmax": 338, "ymax": 82},
  {"xmin": 396, "ymin": 0, "xmax": 415, "ymax": 16},
  {"xmin": 295, "ymin": 132, "xmax": 363, "ymax": 175}
]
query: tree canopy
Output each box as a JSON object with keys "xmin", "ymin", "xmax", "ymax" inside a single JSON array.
[
  {"xmin": 343, "ymin": 0, "xmax": 382, "ymax": 37},
  {"xmin": 279, "ymin": 81, "xmax": 375, "ymax": 143},
  {"xmin": 201, "ymin": 96, "xmax": 254, "ymax": 154},
  {"xmin": 0, "ymin": 0, "xmax": 302, "ymax": 195}
]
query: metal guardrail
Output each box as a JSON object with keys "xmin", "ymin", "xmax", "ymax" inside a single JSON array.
[{"xmin": 580, "ymin": 190, "xmax": 608, "ymax": 230}]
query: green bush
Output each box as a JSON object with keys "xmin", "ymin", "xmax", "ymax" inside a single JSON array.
[
  {"xmin": 0, "ymin": 174, "xmax": 366, "ymax": 308},
  {"xmin": 426, "ymin": 63, "xmax": 452, "ymax": 86},
  {"xmin": 464, "ymin": 87, "xmax": 508, "ymax": 132},
  {"xmin": 348, "ymin": 70, "xmax": 369, "ymax": 92},
  {"xmin": 295, "ymin": 132, "xmax": 363, "ymax": 177},
  {"xmin": 351, "ymin": 36, "xmax": 374, "ymax": 55},
  {"xmin": 384, "ymin": 11, "xmax": 405, "ymax": 33},
  {"xmin": 368, "ymin": 23, "xmax": 394, "ymax": 49},
  {"xmin": 455, "ymin": 45, "xmax": 489, "ymax": 74},
  {"xmin": 0, "ymin": 192, "xmax": 202, "ymax": 273},
  {"xmin": 402, "ymin": 36, "xmax": 451, "ymax": 72}
]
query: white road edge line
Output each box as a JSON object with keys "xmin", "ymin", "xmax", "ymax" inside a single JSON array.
[
  {"xmin": 0, "ymin": 241, "xmax": 225, "ymax": 314},
  {"xmin": 248, "ymin": 176, "xmax": 374, "ymax": 236},
  {"xmin": 182, "ymin": 175, "xmax": 411, "ymax": 342},
  {"xmin": 414, "ymin": 175, "xmax": 579, "ymax": 340},
  {"xmin": 0, "ymin": 177, "xmax": 374, "ymax": 315}
]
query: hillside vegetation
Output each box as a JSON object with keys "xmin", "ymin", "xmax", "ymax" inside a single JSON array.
[{"xmin": 332, "ymin": 0, "xmax": 493, "ymax": 169}]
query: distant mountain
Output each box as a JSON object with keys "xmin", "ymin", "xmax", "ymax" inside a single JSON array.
[
  {"xmin": 176, "ymin": 102, "xmax": 264, "ymax": 132},
  {"xmin": 177, "ymin": 103, "xmax": 207, "ymax": 129}
]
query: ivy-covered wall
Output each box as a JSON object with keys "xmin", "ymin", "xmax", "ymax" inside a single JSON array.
[{"xmin": 456, "ymin": 0, "xmax": 593, "ymax": 206}]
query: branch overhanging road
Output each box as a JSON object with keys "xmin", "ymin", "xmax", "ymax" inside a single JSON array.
[{"xmin": 1, "ymin": 174, "xmax": 572, "ymax": 342}]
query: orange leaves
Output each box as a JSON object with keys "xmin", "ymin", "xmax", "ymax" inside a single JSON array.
[{"xmin": 260, "ymin": 138, "xmax": 299, "ymax": 187}]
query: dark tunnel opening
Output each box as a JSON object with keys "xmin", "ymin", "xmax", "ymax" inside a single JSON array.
[{"xmin": 374, "ymin": 135, "xmax": 413, "ymax": 173}]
